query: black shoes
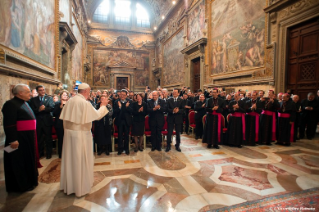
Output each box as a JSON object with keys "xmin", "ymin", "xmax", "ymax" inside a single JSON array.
[
  {"xmin": 125, "ymin": 150, "xmax": 130, "ymax": 155},
  {"xmin": 175, "ymin": 147, "xmax": 181, "ymax": 152},
  {"xmin": 46, "ymin": 155, "xmax": 52, "ymax": 159},
  {"xmin": 237, "ymin": 145, "xmax": 242, "ymax": 148},
  {"xmin": 165, "ymin": 146, "xmax": 171, "ymax": 152},
  {"xmin": 213, "ymin": 145, "xmax": 220, "ymax": 149},
  {"xmin": 151, "ymin": 147, "xmax": 156, "ymax": 151},
  {"xmin": 97, "ymin": 151, "xmax": 103, "ymax": 155},
  {"xmin": 157, "ymin": 148, "xmax": 162, "ymax": 151},
  {"xmin": 138, "ymin": 147, "xmax": 143, "ymax": 152},
  {"xmin": 195, "ymin": 136, "xmax": 199, "ymax": 140}
]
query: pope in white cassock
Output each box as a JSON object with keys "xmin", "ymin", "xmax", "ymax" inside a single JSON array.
[{"xmin": 59, "ymin": 83, "xmax": 109, "ymax": 197}]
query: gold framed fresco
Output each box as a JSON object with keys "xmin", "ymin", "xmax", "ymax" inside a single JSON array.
[
  {"xmin": 71, "ymin": 12, "xmax": 84, "ymax": 82},
  {"xmin": 0, "ymin": 0, "xmax": 59, "ymax": 73},
  {"xmin": 162, "ymin": 27, "xmax": 185, "ymax": 87},
  {"xmin": 207, "ymin": 0, "xmax": 268, "ymax": 78}
]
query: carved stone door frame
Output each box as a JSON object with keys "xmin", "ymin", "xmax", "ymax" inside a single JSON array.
[
  {"xmin": 275, "ymin": 4, "xmax": 319, "ymax": 92},
  {"xmin": 110, "ymin": 68, "xmax": 134, "ymax": 91},
  {"xmin": 181, "ymin": 38, "xmax": 207, "ymax": 91}
]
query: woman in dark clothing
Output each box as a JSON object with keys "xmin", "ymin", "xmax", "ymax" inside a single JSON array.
[
  {"xmin": 52, "ymin": 90, "xmax": 69, "ymax": 158},
  {"xmin": 94, "ymin": 95, "xmax": 113, "ymax": 155},
  {"xmin": 131, "ymin": 93, "xmax": 147, "ymax": 152}
]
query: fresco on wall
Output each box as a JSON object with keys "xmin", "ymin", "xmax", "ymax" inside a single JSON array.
[
  {"xmin": 59, "ymin": 0, "xmax": 70, "ymax": 25},
  {"xmin": 163, "ymin": 29, "xmax": 184, "ymax": 85},
  {"xmin": 93, "ymin": 49, "xmax": 149, "ymax": 87},
  {"xmin": 187, "ymin": 0, "xmax": 206, "ymax": 44},
  {"xmin": 72, "ymin": 17, "xmax": 83, "ymax": 81},
  {"xmin": 0, "ymin": 0, "xmax": 56, "ymax": 69},
  {"xmin": 210, "ymin": 0, "xmax": 265, "ymax": 74},
  {"xmin": 134, "ymin": 56, "xmax": 149, "ymax": 86},
  {"xmin": 89, "ymin": 30, "xmax": 155, "ymax": 49}
]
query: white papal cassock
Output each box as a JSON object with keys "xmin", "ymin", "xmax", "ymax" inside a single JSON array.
[{"xmin": 59, "ymin": 94, "xmax": 108, "ymax": 197}]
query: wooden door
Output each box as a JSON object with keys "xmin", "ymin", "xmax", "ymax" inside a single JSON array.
[
  {"xmin": 116, "ymin": 77, "xmax": 128, "ymax": 90},
  {"xmin": 287, "ymin": 18, "xmax": 319, "ymax": 100},
  {"xmin": 192, "ymin": 58, "xmax": 200, "ymax": 92}
]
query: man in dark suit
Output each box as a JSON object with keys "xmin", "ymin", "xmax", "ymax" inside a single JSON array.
[
  {"xmin": 299, "ymin": 92, "xmax": 318, "ymax": 140},
  {"xmin": 29, "ymin": 85, "xmax": 54, "ymax": 159},
  {"xmin": 166, "ymin": 89, "xmax": 185, "ymax": 152},
  {"xmin": 113, "ymin": 89, "xmax": 133, "ymax": 155},
  {"xmin": 147, "ymin": 91, "xmax": 166, "ymax": 151}
]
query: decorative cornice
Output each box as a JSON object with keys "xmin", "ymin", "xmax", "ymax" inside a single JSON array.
[
  {"xmin": 264, "ymin": 0, "xmax": 297, "ymax": 13},
  {"xmin": 59, "ymin": 22, "xmax": 78, "ymax": 47},
  {"xmin": 0, "ymin": 64, "xmax": 60, "ymax": 84},
  {"xmin": 181, "ymin": 38, "xmax": 207, "ymax": 55},
  {"xmin": 0, "ymin": 46, "xmax": 56, "ymax": 75},
  {"xmin": 207, "ymin": 79, "xmax": 274, "ymax": 87}
]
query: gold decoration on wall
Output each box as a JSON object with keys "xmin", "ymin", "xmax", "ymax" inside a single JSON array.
[{"xmin": 0, "ymin": 48, "xmax": 5, "ymax": 64}]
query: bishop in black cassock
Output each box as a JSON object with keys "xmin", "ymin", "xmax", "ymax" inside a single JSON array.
[
  {"xmin": 276, "ymin": 94, "xmax": 296, "ymax": 146},
  {"xmin": 245, "ymin": 92, "xmax": 262, "ymax": 146},
  {"xmin": 202, "ymin": 89, "xmax": 225, "ymax": 149},
  {"xmin": 226, "ymin": 93, "xmax": 246, "ymax": 148},
  {"xmin": 2, "ymin": 84, "xmax": 40, "ymax": 192},
  {"xmin": 259, "ymin": 90, "xmax": 280, "ymax": 145}
]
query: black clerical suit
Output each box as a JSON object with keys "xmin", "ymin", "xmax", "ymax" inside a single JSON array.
[
  {"xmin": 202, "ymin": 97, "xmax": 226, "ymax": 148},
  {"xmin": 244, "ymin": 98, "xmax": 262, "ymax": 145},
  {"xmin": 147, "ymin": 98, "xmax": 166, "ymax": 150},
  {"xmin": 29, "ymin": 95, "xmax": 54, "ymax": 158},
  {"xmin": 167, "ymin": 97, "xmax": 185, "ymax": 150},
  {"xmin": 299, "ymin": 98, "xmax": 319, "ymax": 139},
  {"xmin": 277, "ymin": 99, "xmax": 296, "ymax": 145},
  {"xmin": 113, "ymin": 98, "xmax": 133, "ymax": 154},
  {"xmin": 259, "ymin": 98, "xmax": 280, "ymax": 145},
  {"xmin": 226, "ymin": 100, "xmax": 246, "ymax": 147},
  {"xmin": 2, "ymin": 97, "xmax": 39, "ymax": 192},
  {"xmin": 194, "ymin": 100, "xmax": 206, "ymax": 138}
]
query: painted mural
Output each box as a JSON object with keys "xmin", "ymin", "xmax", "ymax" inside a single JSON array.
[
  {"xmin": 59, "ymin": 0, "xmax": 70, "ymax": 25},
  {"xmin": 89, "ymin": 29, "xmax": 155, "ymax": 49},
  {"xmin": 93, "ymin": 49, "xmax": 149, "ymax": 87},
  {"xmin": 187, "ymin": 0, "xmax": 206, "ymax": 45},
  {"xmin": 163, "ymin": 29, "xmax": 184, "ymax": 86},
  {"xmin": 0, "ymin": 0, "xmax": 56, "ymax": 69},
  {"xmin": 210, "ymin": 0, "xmax": 265, "ymax": 74},
  {"xmin": 134, "ymin": 56, "xmax": 149, "ymax": 86},
  {"xmin": 72, "ymin": 16, "xmax": 83, "ymax": 81}
]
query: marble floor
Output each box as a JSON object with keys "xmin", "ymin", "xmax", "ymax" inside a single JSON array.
[{"xmin": 1, "ymin": 134, "xmax": 319, "ymax": 212}]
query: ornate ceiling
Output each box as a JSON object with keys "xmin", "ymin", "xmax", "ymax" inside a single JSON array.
[{"xmin": 86, "ymin": 0, "xmax": 179, "ymax": 26}]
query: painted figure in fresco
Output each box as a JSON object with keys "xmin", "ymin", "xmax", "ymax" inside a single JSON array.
[
  {"xmin": 245, "ymin": 44, "xmax": 263, "ymax": 67},
  {"xmin": 10, "ymin": 0, "xmax": 22, "ymax": 48},
  {"xmin": 99, "ymin": 70, "xmax": 106, "ymax": 84},
  {"xmin": 0, "ymin": 0, "xmax": 13, "ymax": 45},
  {"xmin": 215, "ymin": 44, "xmax": 224, "ymax": 74}
]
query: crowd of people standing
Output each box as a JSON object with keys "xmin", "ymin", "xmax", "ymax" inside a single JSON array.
[{"xmin": 2, "ymin": 84, "xmax": 319, "ymax": 195}]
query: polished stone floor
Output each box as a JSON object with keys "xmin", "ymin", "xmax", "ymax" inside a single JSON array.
[{"xmin": 1, "ymin": 134, "xmax": 319, "ymax": 212}]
